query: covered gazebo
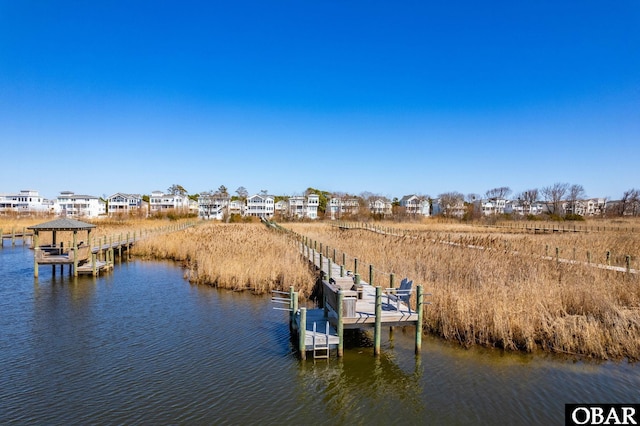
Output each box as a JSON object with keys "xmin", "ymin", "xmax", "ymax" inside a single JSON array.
[{"xmin": 28, "ymin": 218, "xmax": 96, "ymax": 277}]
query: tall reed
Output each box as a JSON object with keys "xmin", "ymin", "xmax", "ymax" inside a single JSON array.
[
  {"xmin": 286, "ymin": 222, "xmax": 640, "ymax": 360},
  {"xmin": 133, "ymin": 223, "xmax": 316, "ymax": 297}
]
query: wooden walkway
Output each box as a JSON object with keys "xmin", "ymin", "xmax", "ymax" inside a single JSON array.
[
  {"xmin": 0, "ymin": 230, "xmax": 33, "ymax": 246},
  {"xmin": 284, "ymin": 239, "xmax": 426, "ymax": 359}
]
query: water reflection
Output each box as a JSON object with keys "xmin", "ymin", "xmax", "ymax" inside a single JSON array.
[{"xmin": 295, "ymin": 331, "xmax": 423, "ymax": 424}]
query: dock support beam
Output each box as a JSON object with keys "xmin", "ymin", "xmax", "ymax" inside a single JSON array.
[
  {"xmin": 337, "ymin": 290, "xmax": 344, "ymax": 357},
  {"xmin": 416, "ymin": 285, "xmax": 424, "ymax": 354},
  {"xmin": 374, "ymin": 286, "xmax": 382, "ymax": 356},
  {"xmin": 299, "ymin": 307, "xmax": 307, "ymax": 360},
  {"xmin": 33, "ymin": 233, "xmax": 39, "ymax": 278}
]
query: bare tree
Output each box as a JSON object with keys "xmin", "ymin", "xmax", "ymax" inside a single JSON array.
[
  {"xmin": 541, "ymin": 182, "xmax": 569, "ymax": 215},
  {"xmin": 517, "ymin": 188, "xmax": 539, "ymax": 215},
  {"xmin": 235, "ymin": 186, "xmax": 248, "ymax": 201},
  {"xmin": 485, "ymin": 186, "xmax": 512, "ymax": 200},
  {"xmin": 437, "ymin": 191, "xmax": 465, "ymax": 217},
  {"xmin": 566, "ymin": 184, "xmax": 586, "ymax": 215},
  {"xmin": 618, "ymin": 188, "xmax": 640, "ymax": 216}
]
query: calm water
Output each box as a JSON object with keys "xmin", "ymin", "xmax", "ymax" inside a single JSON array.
[{"xmin": 1, "ymin": 241, "xmax": 638, "ymax": 425}]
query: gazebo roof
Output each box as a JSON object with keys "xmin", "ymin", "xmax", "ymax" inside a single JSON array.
[{"xmin": 27, "ymin": 218, "xmax": 96, "ymax": 231}]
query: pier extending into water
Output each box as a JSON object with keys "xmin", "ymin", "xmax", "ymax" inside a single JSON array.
[
  {"xmin": 272, "ymin": 229, "xmax": 429, "ymax": 360},
  {"xmin": 0, "ymin": 228, "xmax": 33, "ymax": 247},
  {"xmin": 28, "ymin": 218, "xmax": 194, "ymax": 278}
]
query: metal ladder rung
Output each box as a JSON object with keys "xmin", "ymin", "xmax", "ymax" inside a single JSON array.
[{"xmin": 312, "ymin": 321, "xmax": 330, "ymax": 359}]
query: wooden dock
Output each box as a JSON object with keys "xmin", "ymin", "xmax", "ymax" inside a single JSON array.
[
  {"xmin": 28, "ymin": 218, "xmax": 195, "ymax": 278},
  {"xmin": 0, "ymin": 228, "xmax": 33, "ymax": 246},
  {"xmin": 276, "ymin": 236, "xmax": 428, "ymax": 360}
]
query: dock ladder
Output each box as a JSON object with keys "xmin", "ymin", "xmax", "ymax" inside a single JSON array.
[{"xmin": 312, "ymin": 321, "xmax": 330, "ymax": 359}]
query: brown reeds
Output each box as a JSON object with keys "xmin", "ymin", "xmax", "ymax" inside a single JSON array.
[
  {"xmin": 286, "ymin": 221, "xmax": 640, "ymax": 360},
  {"xmin": 133, "ymin": 223, "xmax": 316, "ymax": 297}
]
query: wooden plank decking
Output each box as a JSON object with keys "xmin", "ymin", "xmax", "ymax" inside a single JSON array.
[{"xmin": 292, "ymin": 242, "xmax": 424, "ymax": 358}]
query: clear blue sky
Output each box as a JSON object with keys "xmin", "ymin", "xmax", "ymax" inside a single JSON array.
[{"xmin": 1, "ymin": 1, "xmax": 638, "ymax": 201}]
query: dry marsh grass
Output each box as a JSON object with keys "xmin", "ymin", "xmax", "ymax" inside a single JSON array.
[
  {"xmin": 286, "ymin": 221, "xmax": 640, "ymax": 360},
  {"xmin": 133, "ymin": 223, "xmax": 316, "ymax": 297}
]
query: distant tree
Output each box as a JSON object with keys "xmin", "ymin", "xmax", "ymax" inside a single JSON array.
[
  {"xmin": 437, "ymin": 191, "xmax": 465, "ymax": 217},
  {"xmin": 465, "ymin": 193, "xmax": 482, "ymax": 220},
  {"xmin": 541, "ymin": 182, "xmax": 569, "ymax": 215},
  {"xmin": 516, "ymin": 188, "xmax": 539, "ymax": 215},
  {"xmin": 260, "ymin": 189, "xmax": 268, "ymax": 196},
  {"xmin": 485, "ymin": 186, "xmax": 511, "ymax": 200},
  {"xmin": 617, "ymin": 188, "xmax": 640, "ymax": 216},
  {"xmin": 236, "ymin": 186, "xmax": 249, "ymax": 201},
  {"xmin": 217, "ymin": 185, "xmax": 229, "ymax": 196},
  {"xmin": 167, "ymin": 184, "xmax": 188, "ymax": 196},
  {"xmin": 566, "ymin": 184, "xmax": 586, "ymax": 215}
]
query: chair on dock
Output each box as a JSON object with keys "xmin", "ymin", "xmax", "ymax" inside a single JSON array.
[{"xmin": 385, "ymin": 278, "xmax": 413, "ymax": 312}]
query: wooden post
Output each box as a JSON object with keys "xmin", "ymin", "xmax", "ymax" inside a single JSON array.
[
  {"xmin": 416, "ymin": 285, "xmax": 423, "ymax": 354},
  {"xmin": 289, "ymin": 286, "xmax": 295, "ymax": 326},
  {"xmin": 292, "ymin": 291, "xmax": 299, "ymax": 327},
  {"xmin": 555, "ymin": 247, "xmax": 559, "ymax": 264},
  {"xmin": 374, "ymin": 286, "xmax": 382, "ymax": 356},
  {"xmin": 389, "ymin": 272, "xmax": 395, "ymax": 336},
  {"xmin": 369, "ymin": 264, "xmax": 374, "ymax": 287},
  {"xmin": 606, "ymin": 251, "xmax": 611, "ymax": 266},
  {"xmin": 299, "ymin": 307, "xmax": 307, "ymax": 360},
  {"xmin": 319, "ymin": 253, "xmax": 323, "ymax": 273},
  {"xmin": 72, "ymin": 232, "xmax": 78, "ymax": 277},
  {"xmin": 626, "ymin": 255, "xmax": 631, "ymax": 273},
  {"xmin": 327, "ymin": 258, "xmax": 332, "ymax": 280},
  {"xmin": 333, "ymin": 248, "xmax": 336, "ymax": 263},
  {"xmin": 340, "ymin": 265, "xmax": 344, "ymax": 277},
  {"xmin": 354, "ymin": 273, "xmax": 360, "ymax": 285},
  {"xmin": 354, "ymin": 258, "xmax": 358, "ymax": 275},
  {"xmin": 11, "ymin": 227, "xmax": 15, "ymax": 245},
  {"xmin": 337, "ymin": 290, "xmax": 344, "ymax": 357},
  {"xmin": 342, "ymin": 252, "xmax": 346, "ymax": 267},
  {"xmin": 33, "ymin": 233, "xmax": 39, "ymax": 278},
  {"xmin": 92, "ymin": 253, "xmax": 97, "ymax": 276}
]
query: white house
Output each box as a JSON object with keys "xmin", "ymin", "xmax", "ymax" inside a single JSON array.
[
  {"xmin": 328, "ymin": 197, "xmax": 360, "ymax": 220},
  {"xmin": 399, "ymin": 195, "xmax": 430, "ymax": 216},
  {"xmin": 149, "ymin": 191, "xmax": 189, "ymax": 213},
  {"xmin": 369, "ymin": 198, "xmax": 393, "ymax": 216},
  {"xmin": 198, "ymin": 192, "xmax": 230, "ymax": 220},
  {"xmin": 0, "ymin": 190, "xmax": 49, "ymax": 215},
  {"xmin": 481, "ymin": 198, "xmax": 508, "ymax": 215},
  {"xmin": 286, "ymin": 194, "xmax": 320, "ymax": 219},
  {"xmin": 54, "ymin": 191, "xmax": 105, "ymax": 218},
  {"xmin": 107, "ymin": 193, "xmax": 143, "ymax": 216},
  {"xmin": 245, "ymin": 194, "xmax": 274, "ymax": 218},
  {"xmin": 306, "ymin": 194, "xmax": 320, "ymax": 219}
]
